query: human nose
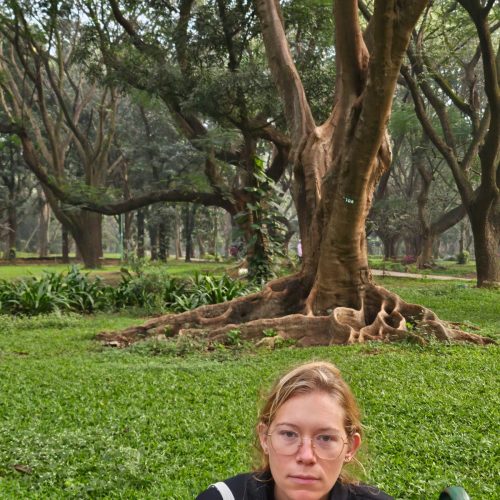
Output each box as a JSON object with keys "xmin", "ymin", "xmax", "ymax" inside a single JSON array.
[{"xmin": 296, "ymin": 437, "xmax": 317, "ymax": 463}]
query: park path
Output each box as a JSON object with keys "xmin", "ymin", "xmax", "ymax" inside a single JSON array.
[{"xmin": 371, "ymin": 269, "xmax": 474, "ymax": 281}]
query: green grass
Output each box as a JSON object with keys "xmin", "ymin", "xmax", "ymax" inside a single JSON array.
[
  {"xmin": 0, "ymin": 259, "xmax": 230, "ymax": 282},
  {"xmin": 0, "ymin": 278, "xmax": 498, "ymax": 499},
  {"xmin": 0, "ymin": 264, "xmax": 121, "ymax": 281}
]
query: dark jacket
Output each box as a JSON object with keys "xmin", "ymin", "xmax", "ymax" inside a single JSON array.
[{"xmin": 196, "ymin": 472, "xmax": 394, "ymax": 499}]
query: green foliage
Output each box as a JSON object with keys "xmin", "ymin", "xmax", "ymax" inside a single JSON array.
[
  {"xmin": 111, "ymin": 266, "xmax": 185, "ymax": 313},
  {"xmin": 225, "ymin": 328, "xmax": 242, "ymax": 347},
  {"xmin": 262, "ymin": 328, "xmax": 278, "ymax": 337},
  {"xmin": 0, "ymin": 267, "xmax": 107, "ymax": 315},
  {"xmin": 235, "ymin": 158, "xmax": 289, "ymax": 283},
  {"xmin": 456, "ymin": 251, "xmax": 470, "ymax": 265},
  {"xmin": 171, "ymin": 273, "xmax": 254, "ymax": 312}
]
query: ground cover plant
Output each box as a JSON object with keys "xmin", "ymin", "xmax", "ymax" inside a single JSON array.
[{"xmin": 0, "ymin": 276, "xmax": 498, "ymax": 499}]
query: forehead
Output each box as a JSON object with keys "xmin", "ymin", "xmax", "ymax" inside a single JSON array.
[{"xmin": 273, "ymin": 391, "xmax": 345, "ymax": 430}]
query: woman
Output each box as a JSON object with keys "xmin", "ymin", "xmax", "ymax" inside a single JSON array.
[{"xmin": 197, "ymin": 361, "xmax": 393, "ymax": 499}]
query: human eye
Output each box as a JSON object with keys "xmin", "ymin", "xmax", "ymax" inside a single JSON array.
[
  {"xmin": 277, "ymin": 429, "xmax": 299, "ymax": 441},
  {"xmin": 315, "ymin": 434, "xmax": 341, "ymax": 445}
]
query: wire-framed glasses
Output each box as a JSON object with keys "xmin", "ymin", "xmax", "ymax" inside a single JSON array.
[{"xmin": 267, "ymin": 428, "xmax": 347, "ymax": 460}]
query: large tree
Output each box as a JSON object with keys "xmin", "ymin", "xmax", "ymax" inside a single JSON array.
[{"xmin": 101, "ymin": 0, "xmax": 490, "ymax": 347}]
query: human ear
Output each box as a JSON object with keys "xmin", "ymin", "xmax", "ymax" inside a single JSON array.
[
  {"xmin": 257, "ymin": 423, "xmax": 269, "ymax": 454},
  {"xmin": 344, "ymin": 433, "xmax": 361, "ymax": 461}
]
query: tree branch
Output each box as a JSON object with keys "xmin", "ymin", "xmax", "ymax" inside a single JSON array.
[{"xmin": 253, "ymin": 0, "xmax": 315, "ymax": 150}]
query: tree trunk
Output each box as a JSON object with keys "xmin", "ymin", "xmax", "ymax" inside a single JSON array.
[
  {"xmin": 6, "ymin": 203, "xmax": 17, "ymax": 259},
  {"xmin": 123, "ymin": 212, "xmax": 133, "ymax": 259},
  {"xmin": 419, "ymin": 234, "xmax": 435, "ymax": 268},
  {"xmin": 459, "ymin": 223, "xmax": 465, "ymax": 255},
  {"xmin": 158, "ymin": 221, "xmax": 168, "ymax": 262},
  {"xmin": 197, "ymin": 234, "xmax": 205, "ymax": 259},
  {"xmin": 149, "ymin": 223, "xmax": 158, "ymax": 261},
  {"xmin": 137, "ymin": 209, "xmax": 145, "ymax": 258},
  {"xmin": 175, "ymin": 207, "xmax": 182, "ymax": 259},
  {"xmin": 38, "ymin": 194, "xmax": 50, "ymax": 258},
  {"xmin": 71, "ymin": 212, "xmax": 103, "ymax": 268},
  {"xmin": 469, "ymin": 204, "xmax": 500, "ymax": 286},
  {"xmin": 380, "ymin": 234, "xmax": 399, "ymax": 260},
  {"xmin": 183, "ymin": 204, "xmax": 197, "ymax": 262},
  {"xmin": 61, "ymin": 225, "xmax": 70, "ymax": 264}
]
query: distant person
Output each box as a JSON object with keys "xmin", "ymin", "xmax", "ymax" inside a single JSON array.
[
  {"xmin": 297, "ymin": 240, "xmax": 302, "ymax": 260},
  {"xmin": 197, "ymin": 361, "xmax": 393, "ymax": 500}
]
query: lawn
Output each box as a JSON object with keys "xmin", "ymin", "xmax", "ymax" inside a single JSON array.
[
  {"xmin": 0, "ymin": 259, "xmax": 231, "ymax": 282},
  {"xmin": 0, "ymin": 276, "xmax": 498, "ymax": 499}
]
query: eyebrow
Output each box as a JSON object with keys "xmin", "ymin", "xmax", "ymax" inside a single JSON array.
[{"xmin": 274, "ymin": 422, "xmax": 343, "ymax": 433}]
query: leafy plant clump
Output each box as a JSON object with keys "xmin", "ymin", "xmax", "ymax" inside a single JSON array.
[
  {"xmin": 0, "ymin": 267, "xmax": 108, "ymax": 315},
  {"xmin": 0, "ymin": 265, "xmax": 256, "ymax": 317},
  {"xmin": 110, "ymin": 266, "xmax": 185, "ymax": 313},
  {"xmin": 171, "ymin": 273, "xmax": 255, "ymax": 312}
]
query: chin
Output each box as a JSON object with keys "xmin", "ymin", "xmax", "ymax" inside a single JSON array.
[
  {"xmin": 286, "ymin": 492, "xmax": 325, "ymax": 500},
  {"xmin": 282, "ymin": 487, "xmax": 327, "ymax": 500}
]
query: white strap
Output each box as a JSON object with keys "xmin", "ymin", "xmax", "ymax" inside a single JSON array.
[{"xmin": 210, "ymin": 481, "xmax": 235, "ymax": 500}]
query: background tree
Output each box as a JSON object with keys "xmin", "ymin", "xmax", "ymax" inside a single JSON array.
[
  {"xmin": 0, "ymin": 135, "xmax": 33, "ymax": 258},
  {"xmin": 400, "ymin": 0, "xmax": 499, "ymax": 286},
  {"xmin": 371, "ymin": 100, "xmax": 467, "ymax": 265},
  {"xmin": 0, "ymin": 2, "xmax": 122, "ymax": 267}
]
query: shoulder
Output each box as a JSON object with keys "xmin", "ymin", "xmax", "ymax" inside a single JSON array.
[
  {"xmin": 196, "ymin": 472, "xmax": 264, "ymax": 500},
  {"xmin": 344, "ymin": 483, "xmax": 394, "ymax": 500}
]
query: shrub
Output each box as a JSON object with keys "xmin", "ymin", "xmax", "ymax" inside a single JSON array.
[
  {"xmin": 0, "ymin": 267, "xmax": 107, "ymax": 315},
  {"xmin": 110, "ymin": 267, "xmax": 186, "ymax": 312},
  {"xmin": 456, "ymin": 250, "xmax": 470, "ymax": 264},
  {"xmin": 171, "ymin": 273, "xmax": 253, "ymax": 312}
]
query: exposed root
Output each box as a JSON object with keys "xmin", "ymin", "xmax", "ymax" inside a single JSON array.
[{"xmin": 97, "ymin": 279, "xmax": 495, "ymax": 348}]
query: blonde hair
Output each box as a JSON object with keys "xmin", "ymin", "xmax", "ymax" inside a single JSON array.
[{"xmin": 254, "ymin": 361, "xmax": 363, "ymax": 483}]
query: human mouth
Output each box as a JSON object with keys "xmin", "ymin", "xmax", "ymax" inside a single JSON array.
[{"xmin": 289, "ymin": 475, "xmax": 319, "ymax": 484}]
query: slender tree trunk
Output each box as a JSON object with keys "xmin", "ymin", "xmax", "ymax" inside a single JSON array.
[
  {"xmin": 6, "ymin": 203, "xmax": 17, "ymax": 259},
  {"xmin": 61, "ymin": 225, "xmax": 70, "ymax": 263},
  {"xmin": 137, "ymin": 209, "xmax": 145, "ymax": 258},
  {"xmin": 38, "ymin": 195, "xmax": 50, "ymax": 258},
  {"xmin": 175, "ymin": 207, "xmax": 182, "ymax": 259},
  {"xmin": 197, "ymin": 234, "xmax": 205, "ymax": 258},
  {"xmin": 184, "ymin": 204, "xmax": 197, "ymax": 263},
  {"xmin": 158, "ymin": 221, "xmax": 168, "ymax": 262},
  {"xmin": 149, "ymin": 224, "xmax": 158, "ymax": 261},
  {"xmin": 459, "ymin": 223, "xmax": 465, "ymax": 255},
  {"xmin": 123, "ymin": 212, "xmax": 133, "ymax": 259},
  {"xmin": 414, "ymin": 140, "xmax": 433, "ymax": 268}
]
